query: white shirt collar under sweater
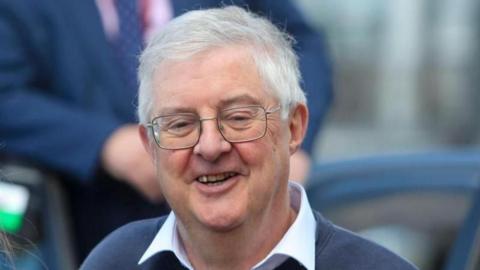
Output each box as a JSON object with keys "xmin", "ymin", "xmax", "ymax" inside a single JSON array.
[{"xmin": 138, "ymin": 181, "xmax": 316, "ymax": 270}]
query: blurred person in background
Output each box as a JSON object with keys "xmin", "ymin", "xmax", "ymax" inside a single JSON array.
[
  {"xmin": 0, "ymin": 0, "xmax": 331, "ymax": 263},
  {"xmin": 82, "ymin": 6, "xmax": 416, "ymax": 269}
]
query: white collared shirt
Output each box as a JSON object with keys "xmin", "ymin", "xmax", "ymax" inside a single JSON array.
[{"xmin": 138, "ymin": 181, "xmax": 317, "ymax": 270}]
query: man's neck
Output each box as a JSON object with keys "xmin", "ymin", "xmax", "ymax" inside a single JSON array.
[{"xmin": 177, "ymin": 193, "xmax": 297, "ymax": 270}]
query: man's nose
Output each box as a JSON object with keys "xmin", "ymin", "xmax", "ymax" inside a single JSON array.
[{"xmin": 193, "ymin": 118, "xmax": 232, "ymax": 161}]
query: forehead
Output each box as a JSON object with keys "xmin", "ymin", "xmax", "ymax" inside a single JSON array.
[{"xmin": 151, "ymin": 46, "xmax": 273, "ymax": 114}]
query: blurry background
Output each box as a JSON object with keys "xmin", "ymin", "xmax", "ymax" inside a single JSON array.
[
  {"xmin": 293, "ymin": 0, "xmax": 480, "ymax": 161},
  {"xmin": 292, "ymin": 2, "xmax": 480, "ymax": 268}
]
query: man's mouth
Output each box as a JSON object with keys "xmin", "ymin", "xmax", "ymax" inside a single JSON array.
[{"xmin": 196, "ymin": 172, "xmax": 237, "ymax": 185}]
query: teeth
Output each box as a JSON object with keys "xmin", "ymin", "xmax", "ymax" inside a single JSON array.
[{"xmin": 197, "ymin": 172, "xmax": 236, "ymax": 183}]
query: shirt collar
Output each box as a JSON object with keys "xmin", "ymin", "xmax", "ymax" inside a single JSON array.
[
  {"xmin": 138, "ymin": 212, "xmax": 194, "ymax": 268},
  {"xmin": 138, "ymin": 181, "xmax": 317, "ymax": 270}
]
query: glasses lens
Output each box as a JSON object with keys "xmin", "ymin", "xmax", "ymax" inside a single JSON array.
[
  {"xmin": 150, "ymin": 106, "xmax": 271, "ymax": 149},
  {"xmin": 152, "ymin": 114, "xmax": 199, "ymax": 149},
  {"xmin": 220, "ymin": 106, "xmax": 266, "ymax": 142}
]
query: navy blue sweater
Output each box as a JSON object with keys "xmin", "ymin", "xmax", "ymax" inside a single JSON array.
[{"xmin": 81, "ymin": 211, "xmax": 418, "ymax": 270}]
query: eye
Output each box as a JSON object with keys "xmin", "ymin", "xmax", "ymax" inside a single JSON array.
[
  {"xmin": 224, "ymin": 110, "xmax": 253, "ymax": 121},
  {"xmin": 222, "ymin": 107, "xmax": 260, "ymax": 128},
  {"xmin": 226, "ymin": 112, "xmax": 252, "ymax": 122},
  {"xmin": 162, "ymin": 116, "xmax": 197, "ymax": 135}
]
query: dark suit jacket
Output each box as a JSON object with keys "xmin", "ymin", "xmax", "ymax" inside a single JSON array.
[
  {"xmin": 80, "ymin": 211, "xmax": 418, "ymax": 270},
  {"xmin": 0, "ymin": 0, "xmax": 332, "ymax": 261}
]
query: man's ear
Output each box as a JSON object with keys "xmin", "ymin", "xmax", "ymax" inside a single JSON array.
[
  {"xmin": 139, "ymin": 125, "xmax": 156, "ymax": 161},
  {"xmin": 288, "ymin": 103, "xmax": 309, "ymax": 155}
]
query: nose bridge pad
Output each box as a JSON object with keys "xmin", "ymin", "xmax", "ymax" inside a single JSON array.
[
  {"xmin": 193, "ymin": 116, "xmax": 234, "ymax": 157},
  {"xmin": 218, "ymin": 122, "xmax": 225, "ymax": 132},
  {"xmin": 198, "ymin": 117, "xmax": 223, "ymax": 143}
]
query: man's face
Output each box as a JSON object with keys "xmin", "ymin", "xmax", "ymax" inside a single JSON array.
[{"xmin": 142, "ymin": 46, "xmax": 302, "ymax": 232}]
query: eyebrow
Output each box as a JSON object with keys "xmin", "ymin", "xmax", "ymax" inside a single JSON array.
[
  {"xmin": 217, "ymin": 94, "xmax": 262, "ymax": 108},
  {"xmin": 155, "ymin": 94, "xmax": 263, "ymax": 116},
  {"xmin": 154, "ymin": 107, "xmax": 196, "ymax": 116}
]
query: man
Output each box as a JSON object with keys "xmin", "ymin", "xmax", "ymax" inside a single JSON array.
[
  {"xmin": 81, "ymin": 7, "xmax": 417, "ymax": 270},
  {"xmin": 0, "ymin": 0, "xmax": 331, "ymax": 261}
]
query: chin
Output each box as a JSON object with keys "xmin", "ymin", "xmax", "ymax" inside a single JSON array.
[{"xmin": 198, "ymin": 211, "xmax": 245, "ymax": 233}]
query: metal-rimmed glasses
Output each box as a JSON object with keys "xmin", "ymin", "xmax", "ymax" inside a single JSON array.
[{"xmin": 146, "ymin": 105, "xmax": 281, "ymax": 150}]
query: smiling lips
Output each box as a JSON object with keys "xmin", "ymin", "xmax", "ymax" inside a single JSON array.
[{"xmin": 196, "ymin": 172, "xmax": 237, "ymax": 185}]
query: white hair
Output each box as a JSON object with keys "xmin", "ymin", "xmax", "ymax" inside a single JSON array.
[{"xmin": 137, "ymin": 5, "xmax": 306, "ymax": 124}]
